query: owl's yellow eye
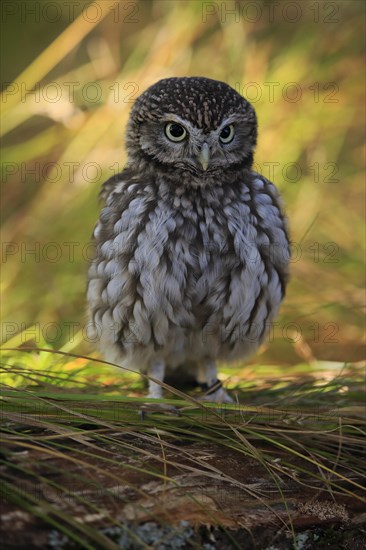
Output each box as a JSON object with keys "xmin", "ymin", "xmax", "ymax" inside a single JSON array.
[
  {"xmin": 219, "ymin": 125, "xmax": 235, "ymax": 144},
  {"xmin": 165, "ymin": 122, "xmax": 187, "ymax": 142}
]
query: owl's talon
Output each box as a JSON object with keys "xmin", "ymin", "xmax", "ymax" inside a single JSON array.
[
  {"xmin": 198, "ymin": 380, "xmax": 234, "ymax": 404},
  {"xmin": 201, "ymin": 392, "xmax": 234, "ymax": 404},
  {"xmin": 139, "ymin": 402, "xmax": 181, "ymax": 420},
  {"xmin": 199, "ymin": 391, "xmax": 234, "ymax": 404}
]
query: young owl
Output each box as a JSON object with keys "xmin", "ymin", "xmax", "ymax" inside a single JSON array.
[{"xmin": 87, "ymin": 77, "xmax": 290, "ymax": 404}]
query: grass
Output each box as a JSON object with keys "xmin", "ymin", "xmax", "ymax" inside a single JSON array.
[
  {"xmin": 1, "ymin": 0, "xmax": 365, "ymax": 547},
  {"xmin": 1, "ymin": 343, "xmax": 365, "ymax": 547}
]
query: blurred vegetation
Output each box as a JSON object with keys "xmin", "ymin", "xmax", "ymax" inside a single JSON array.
[{"xmin": 1, "ymin": 0, "xmax": 365, "ymax": 367}]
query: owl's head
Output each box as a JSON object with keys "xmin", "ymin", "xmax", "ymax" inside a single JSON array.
[{"xmin": 126, "ymin": 77, "xmax": 257, "ymax": 185}]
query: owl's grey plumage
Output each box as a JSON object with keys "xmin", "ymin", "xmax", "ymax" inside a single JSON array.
[{"xmin": 87, "ymin": 77, "xmax": 290, "ymax": 403}]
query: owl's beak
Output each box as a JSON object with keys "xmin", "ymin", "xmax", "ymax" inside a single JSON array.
[{"xmin": 197, "ymin": 142, "xmax": 210, "ymax": 171}]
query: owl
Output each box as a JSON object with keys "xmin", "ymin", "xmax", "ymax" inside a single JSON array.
[{"xmin": 87, "ymin": 77, "xmax": 290, "ymax": 404}]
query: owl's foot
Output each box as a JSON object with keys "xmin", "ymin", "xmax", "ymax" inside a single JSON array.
[
  {"xmin": 198, "ymin": 380, "xmax": 234, "ymax": 404},
  {"xmin": 139, "ymin": 402, "xmax": 180, "ymax": 420},
  {"xmin": 139, "ymin": 359, "xmax": 180, "ymax": 419},
  {"xmin": 197, "ymin": 360, "xmax": 234, "ymax": 404}
]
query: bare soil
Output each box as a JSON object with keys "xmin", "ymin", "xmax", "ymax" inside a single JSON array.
[{"xmin": 1, "ymin": 429, "xmax": 365, "ymax": 549}]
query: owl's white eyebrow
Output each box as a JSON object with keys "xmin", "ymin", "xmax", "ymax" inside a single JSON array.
[
  {"xmin": 160, "ymin": 114, "xmax": 202, "ymax": 137},
  {"xmin": 216, "ymin": 115, "xmax": 238, "ymax": 131},
  {"xmin": 161, "ymin": 114, "xmax": 239, "ymax": 135},
  {"xmin": 161, "ymin": 114, "xmax": 189, "ymax": 126}
]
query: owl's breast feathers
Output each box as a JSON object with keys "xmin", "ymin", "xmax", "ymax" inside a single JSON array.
[{"xmin": 87, "ymin": 170, "xmax": 289, "ymax": 362}]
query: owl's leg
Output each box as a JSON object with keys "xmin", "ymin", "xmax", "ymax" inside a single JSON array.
[
  {"xmin": 147, "ymin": 358, "xmax": 165, "ymax": 399},
  {"xmin": 140, "ymin": 359, "xmax": 180, "ymax": 417},
  {"xmin": 197, "ymin": 360, "xmax": 234, "ymax": 404}
]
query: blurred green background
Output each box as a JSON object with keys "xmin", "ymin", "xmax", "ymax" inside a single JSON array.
[{"xmin": 1, "ymin": 0, "xmax": 365, "ymax": 367}]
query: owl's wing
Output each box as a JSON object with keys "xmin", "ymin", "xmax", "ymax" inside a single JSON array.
[
  {"xmin": 98, "ymin": 169, "xmax": 134, "ymax": 204},
  {"xmin": 249, "ymin": 171, "xmax": 291, "ymax": 296}
]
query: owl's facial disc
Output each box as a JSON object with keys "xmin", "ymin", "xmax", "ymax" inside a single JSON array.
[
  {"xmin": 160, "ymin": 116, "xmax": 239, "ymax": 173},
  {"xmin": 135, "ymin": 110, "xmax": 255, "ymax": 179}
]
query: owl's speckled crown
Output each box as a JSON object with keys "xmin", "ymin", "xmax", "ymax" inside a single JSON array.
[{"xmin": 130, "ymin": 77, "xmax": 257, "ymax": 133}]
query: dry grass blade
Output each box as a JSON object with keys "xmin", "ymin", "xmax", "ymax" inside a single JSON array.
[{"xmin": 1, "ymin": 346, "xmax": 365, "ymax": 548}]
